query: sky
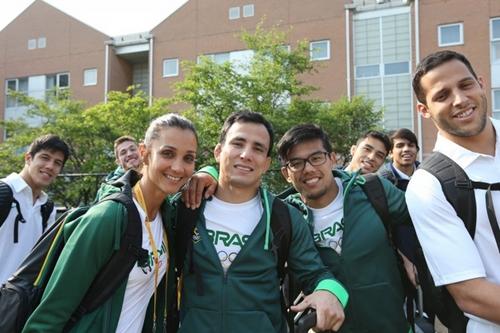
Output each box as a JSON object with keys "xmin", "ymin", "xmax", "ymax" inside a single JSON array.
[{"xmin": 0, "ymin": 0, "xmax": 189, "ymax": 36}]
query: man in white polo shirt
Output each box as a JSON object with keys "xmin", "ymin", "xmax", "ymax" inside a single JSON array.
[
  {"xmin": 0, "ymin": 134, "xmax": 70, "ymax": 284},
  {"xmin": 406, "ymin": 50, "xmax": 500, "ymax": 333}
]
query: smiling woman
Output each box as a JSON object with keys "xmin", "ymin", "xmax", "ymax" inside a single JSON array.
[{"xmin": 22, "ymin": 114, "xmax": 198, "ymax": 333}]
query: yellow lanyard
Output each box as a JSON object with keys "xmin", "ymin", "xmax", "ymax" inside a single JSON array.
[{"xmin": 133, "ymin": 183, "xmax": 169, "ymax": 332}]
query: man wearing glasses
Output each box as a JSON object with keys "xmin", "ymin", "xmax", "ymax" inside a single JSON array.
[{"xmin": 277, "ymin": 123, "xmax": 411, "ymax": 333}]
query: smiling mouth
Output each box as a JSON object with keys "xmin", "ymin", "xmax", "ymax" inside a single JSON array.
[
  {"xmin": 40, "ymin": 170, "xmax": 53, "ymax": 178},
  {"xmin": 235, "ymin": 165, "xmax": 253, "ymax": 172},
  {"xmin": 303, "ymin": 177, "xmax": 320, "ymax": 185},
  {"xmin": 454, "ymin": 106, "xmax": 475, "ymax": 119},
  {"xmin": 166, "ymin": 174, "xmax": 182, "ymax": 182}
]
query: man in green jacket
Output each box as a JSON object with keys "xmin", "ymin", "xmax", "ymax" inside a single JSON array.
[
  {"xmin": 277, "ymin": 123, "xmax": 411, "ymax": 333},
  {"xmin": 95, "ymin": 136, "xmax": 142, "ymax": 202},
  {"xmin": 177, "ymin": 111, "xmax": 348, "ymax": 333}
]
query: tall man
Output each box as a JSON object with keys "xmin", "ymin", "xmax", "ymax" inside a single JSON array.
[
  {"xmin": 276, "ymin": 123, "xmax": 411, "ymax": 332},
  {"xmin": 0, "ymin": 134, "xmax": 70, "ymax": 283},
  {"xmin": 177, "ymin": 111, "xmax": 347, "ymax": 333},
  {"xmin": 407, "ymin": 50, "xmax": 500, "ymax": 332}
]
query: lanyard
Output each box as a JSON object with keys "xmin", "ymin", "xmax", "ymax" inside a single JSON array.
[{"xmin": 133, "ymin": 183, "xmax": 169, "ymax": 332}]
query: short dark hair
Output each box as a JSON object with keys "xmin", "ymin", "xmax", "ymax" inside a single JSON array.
[
  {"xmin": 413, "ymin": 50, "xmax": 478, "ymax": 104},
  {"xmin": 113, "ymin": 135, "xmax": 137, "ymax": 158},
  {"xmin": 389, "ymin": 128, "xmax": 419, "ymax": 152},
  {"xmin": 356, "ymin": 130, "xmax": 390, "ymax": 157},
  {"xmin": 27, "ymin": 134, "xmax": 70, "ymax": 166},
  {"xmin": 277, "ymin": 124, "xmax": 332, "ymax": 165},
  {"xmin": 219, "ymin": 111, "xmax": 274, "ymax": 156}
]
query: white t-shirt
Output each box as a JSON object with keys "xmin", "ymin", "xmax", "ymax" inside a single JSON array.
[
  {"xmin": 311, "ymin": 178, "xmax": 344, "ymax": 254},
  {"xmin": 406, "ymin": 118, "xmax": 500, "ymax": 333},
  {"xmin": 204, "ymin": 195, "xmax": 262, "ymax": 273},
  {"xmin": 115, "ymin": 199, "xmax": 168, "ymax": 333},
  {"xmin": 0, "ymin": 173, "xmax": 55, "ymax": 284}
]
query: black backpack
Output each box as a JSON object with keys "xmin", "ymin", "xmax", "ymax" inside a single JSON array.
[
  {"xmin": 416, "ymin": 152, "xmax": 500, "ymax": 333},
  {"xmin": 174, "ymin": 196, "xmax": 293, "ymax": 327},
  {"xmin": 0, "ymin": 181, "xmax": 54, "ymax": 243},
  {"xmin": 0, "ymin": 171, "xmax": 148, "ymax": 333}
]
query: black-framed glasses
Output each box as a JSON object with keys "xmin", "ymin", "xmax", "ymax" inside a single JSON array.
[{"xmin": 285, "ymin": 151, "xmax": 329, "ymax": 172}]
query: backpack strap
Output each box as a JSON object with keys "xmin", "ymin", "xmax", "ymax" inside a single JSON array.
[
  {"xmin": 0, "ymin": 181, "xmax": 27, "ymax": 243},
  {"xmin": 360, "ymin": 173, "xmax": 391, "ymax": 235},
  {"xmin": 0, "ymin": 181, "xmax": 14, "ymax": 228},
  {"xmin": 40, "ymin": 200, "xmax": 54, "ymax": 232},
  {"xmin": 269, "ymin": 197, "xmax": 293, "ymax": 331},
  {"xmin": 174, "ymin": 201, "xmax": 201, "ymax": 279},
  {"xmin": 65, "ymin": 191, "xmax": 147, "ymax": 329},
  {"xmin": 270, "ymin": 198, "xmax": 292, "ymax": 283},
  {"xmin": 419, "ymin": 152, "xmax": 476, "ymax": 237}
]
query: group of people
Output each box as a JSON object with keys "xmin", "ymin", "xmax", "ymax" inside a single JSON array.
[{"xmin": 0, "ymin": 49, "xmax": 498, "ymax": 333}]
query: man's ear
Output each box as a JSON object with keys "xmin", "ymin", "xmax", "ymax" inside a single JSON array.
[
  {"xmin": 478, "ymin": 75, "xmax": 485, "ymax": 90},
  {"xmin": 138, "ymin": 143, "xmax": 149, "ymax": 166},
  {"xmin": 24, "ymin": 152, "xmax": 33, "ymax": 165},
  {"xmin": 350, "ymin": 145, "xmax": 357, "ymax": 156},
  {"xmin": 329, "ymin": 152, "xmax": 337, "ymax": 165},
  {"xmin": 416, "ymin": 102, "xmax": 432, "ymax": 119},
  {"xmin": 281, "ymin": 166, "xmax": 292, "ymax": 183},
  {"xmin": 214, "ymin": 143, "xmax": 222, "ymax": 163}
]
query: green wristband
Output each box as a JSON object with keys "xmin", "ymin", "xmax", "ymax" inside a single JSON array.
[
  {"xmin": 314, "ymin": 279, "xmax": 349, "ymax": 308},
  {"xmin": 197, "ymin": 166, "xmax": 219, "ymax": 180}
]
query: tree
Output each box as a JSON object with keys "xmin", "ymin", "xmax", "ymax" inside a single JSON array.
[
  {"xmin": 173, "ymin": 24, "xmax": 383, "ymax": 192},
  {"xmin": 0, "ymin": 89, "xmax": 170, "ymax": 207}
]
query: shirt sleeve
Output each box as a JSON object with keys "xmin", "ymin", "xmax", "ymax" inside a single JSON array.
[{"xmin": 405, "ymin": 169, "xmax": 486, "ymax": 286}]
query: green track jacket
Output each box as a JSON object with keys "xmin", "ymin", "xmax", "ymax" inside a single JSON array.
[
  {"xmin": 177, "ymin": 189, "xmax": 348, "ymax": 333},
  {"xmin": 284, "ymin": 170, "xmax": 411, "ymax": 333},
  {"xmin": 22, "ymin": 178, "xmax": 177, "ymax": 333}
]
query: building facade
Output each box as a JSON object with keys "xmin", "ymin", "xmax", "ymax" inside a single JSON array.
[{"xmin": 1, "ymin": 0, "xmax": 500, "ymax": 156}]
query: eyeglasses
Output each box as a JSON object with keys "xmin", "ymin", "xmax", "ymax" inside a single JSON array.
[{"xmin": 285, "ymin": 151, "xmax": 329, "ymax": 172}]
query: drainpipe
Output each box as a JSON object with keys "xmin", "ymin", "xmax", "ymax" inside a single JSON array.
[
  {"xmin": 345, "ymin": 6, "xmax": 352, "ymax": 100},
  {"xmin": 148, "ymin": 36, "xmax": 154, "ymax": 107},
  {"xmin": 104, "ymin": 42, "xmax": 110, "ymax": 103},
  {"xmin": 414, "ymin": 0, "xmax": 423, "ymax": 161}
]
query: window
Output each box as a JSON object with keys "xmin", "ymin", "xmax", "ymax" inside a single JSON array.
[
  {"xmin": 45, "ymin": 73, "xmax": 70, "ymax": 100},
  {"xmin": 438, "ymin": 23, "xmax": 463, "ymax": 47},
  {"xmin": 353, "ymin": 8, "xmax": 412, "ymax": 130},
  {"xmin": 6, "ymin": 79, "xmax": 18, "ymax": 107},
  {"xmin": 243, "ymin": 4, "xmax": 254, "ymax": 18},
  {"xmin": 83, "ymin": 68, "xmax": 97, "ymax": 86},
  {"xmin": 28, "ymin": 39, "xmax": 36, "ymax": 50},
  {"xmin": 57, "ymin": 73, "xmax": 70, "ymax": 88},
  {"xmin": 163, "ymin": 58, "xmax": 179, "ymax": 77},
  {"xmin": 491, "ymin": 18, "xmax": 500, "ymax": 40},
  {"xmin": 384, "ymin": 61, "xmax": 409, "ymax": 75},
  {"xmin": 493, "ymin": 90, "xmax": 500, "ymax": 119},
  {"xmin": 229, "ymin": 7, "xmax": 240, "ymax": 20},
  {"xmin": 356, "ymin": 65, "xmax": 380, "ymax": 78},
  {"xmin": 5, "ymin": 78, "xmax": 28, "ymax": 107},
  {"xmin": 310, "ymin": 40, "xmax": 330, "ymax": 61},
  {"xmin": 37, "ymin": 37, "xmax": 46, "ymax": 49}
]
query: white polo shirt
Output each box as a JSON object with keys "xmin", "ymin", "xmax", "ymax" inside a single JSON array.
[
  {"xmin": 0, "ymin": 173, "xmax": 56, "ymax": 284},
  {"xmin": 406, "ymin": 118, "xmax": 500, "ymax": 333}
]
